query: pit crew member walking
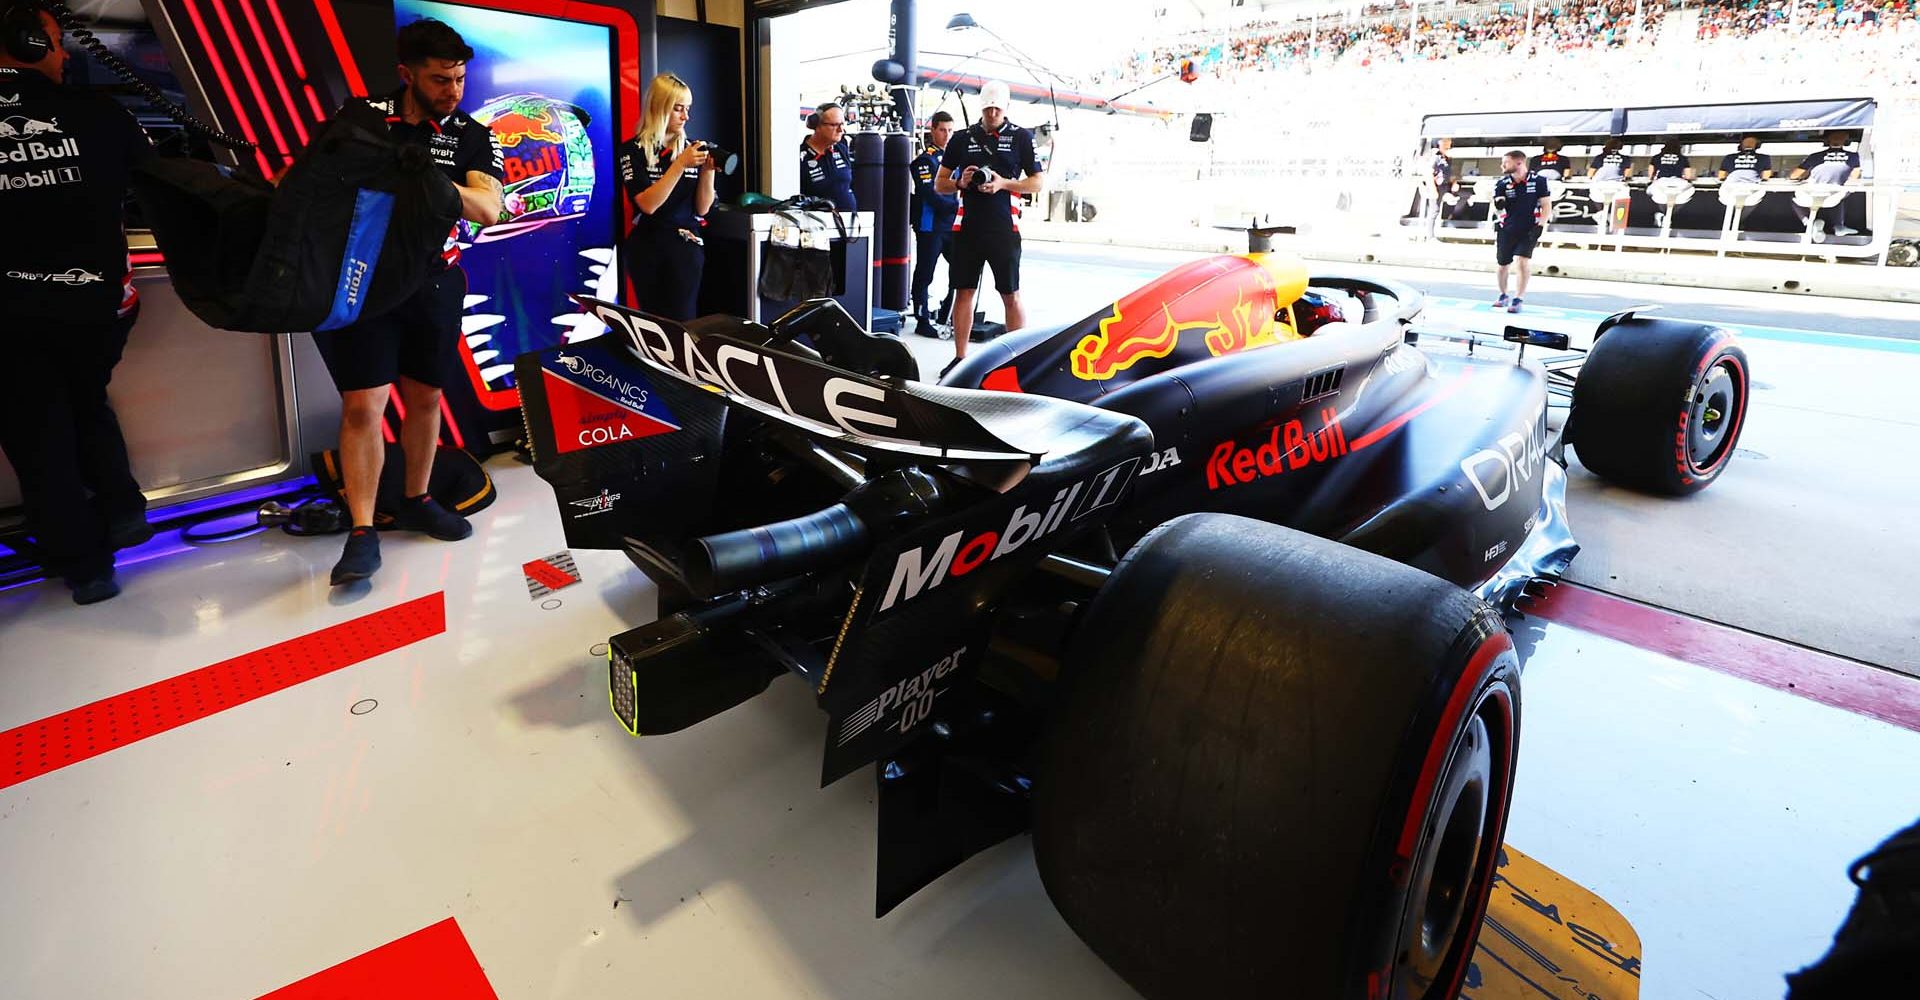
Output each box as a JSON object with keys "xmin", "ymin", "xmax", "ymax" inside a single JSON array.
[
  {"xmin": 1491, "ymin": 150, "xmax": 1551, "ymax": 315},
  {"xmin": 313, "ymin": 18, "xmax": 504, "ymax": 586},
  {"xmin": 934, "ymin": 80, "xmax": 1045, "ymax": 375},
  {"xmin": 909, "ymin": 110, "xmax": 958, "ymax": 333},
  {"xmin": 617, "ymin": 73, "xmax": 717, "ymax": 321},
  {"xmin": 0, "ymin": 0, "xmax": 154, "ymax": 604},
  {"xmin": 799, "ymin": 102, "xmax": 856, "ymax": 212}
]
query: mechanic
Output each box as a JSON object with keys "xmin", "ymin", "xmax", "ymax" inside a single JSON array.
[
  {"xmin": 798, "ymin": 101, "xmax": 856, "ymax": 212},
  {"xmin": 934, "ymin": 80, "xmax": 1045, "ymax": 376},
  {"xmin": 1649, "ymin": 139, "xmax": 1694, "ymax": 181},
  {"xmin": 1528, "ymin": 138, "xmax": 1575, "ymax": 180},
  {"xmin": 616, "ymin": 72, "xmax": 717, "ymax": 321},
  {"xmin": 311, "ymin": 18, "xmax": 503, "ymax": 586},
  {"xmin": 1426, "ymin": 137, "xmax": 1453, "ymax": 234},
  {"xmin": 0, "ymin": 0, "xmax": 154, "ymax": 603},
  {"xmin": 909, "ymin": 110, "xmax": 958, "ymax": 334},
  {"xmin": 1789, "ymin": 130, "xmax": 1862, "ymax": 239},
  {"xmin": 1717, "ymin": 135, "xmax": 1773, "ymax": 183},
  {"xmin": 1490, "ymin": 150, "xmax": 1551, "ymax": 315}
]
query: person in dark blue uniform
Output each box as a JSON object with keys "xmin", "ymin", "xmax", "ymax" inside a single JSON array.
[
  {"xmin": 909, "ymin": 110, "xmax": 957, "ymax": 333},
  {"xmin": 1717, "ymin": 136, "xmax": 1773, "ymax": 183},
  {"xmin": 0, "ymin": 0, "xmax": 153, "ymax": 603},
  {"xmin": 1490, "ymin": 150, "xmax": 1551, "ymax": 314},
  {"xmin": 1790, "ymin": 130, "xmax": 1863, "ymax": 239},
  {"xmin": 1528, "ymin": 138, "xmax": 1575, "ymax": 180},
  {"xmin": 1588, "ymin": 139, "xmax": 1632, "ymax": 182},
  {"xmin": 934, "ymin": 80, "xmax": 1044, "ymax": 373},
  {"xmin": 798, "ymin": 102, "xmax": 856, "ymax": 211},
  {"xmin": 1426, "ymin": 137, "xmax": 1453, "ymax": 232},
  {"xmin": 1649, "ymin": 139, "xmax": 1694, "ymax": 180},
  {"xmin": 315, "ymin": 18, "xmax": 504, "ymax": 586},
  {"xmin": 616, "ymin": 72, "xmax": 717, "ymax": 321}
]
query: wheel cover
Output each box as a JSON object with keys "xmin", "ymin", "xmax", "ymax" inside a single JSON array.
[
  {"xmin": 1391, "ymin": 682, "xmax": 1516, "ymax": 1000},
  {"xmin": 1687, "ymin": 359, "xmax": 1742, "ymax": 473}
]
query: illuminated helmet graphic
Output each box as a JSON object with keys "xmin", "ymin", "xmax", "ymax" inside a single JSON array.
[
  {"xmin": 1294, "ymin": 289, "xmax": 1353, "ymax": 336},
  {"xmin": 467, "ymin": 93, "xmax": 597, "ymax": 241}
]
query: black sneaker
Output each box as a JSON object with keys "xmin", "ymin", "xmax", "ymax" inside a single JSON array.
[
  {"xmin": 69, "ymin": 573, "xmax": 121, "ymax": 605},
  {"xmin": 330, "ymin": 527, "xmax": 382, "ymax": 585},
  {"xmin": 938, "ymin": 357, "xmax": 962, "ymax": 381},
  {"xmin": 106, "ymin": 513, "xmax": 155, "ymax": 551},
  {"xmin": 395, "ymin": 494, "xmax": 473, "ymax": 541}
]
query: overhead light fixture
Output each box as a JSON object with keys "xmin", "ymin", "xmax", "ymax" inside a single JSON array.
[{"xmin": 946, "ymin": 13, "xmax": 979, "ymax": 31}]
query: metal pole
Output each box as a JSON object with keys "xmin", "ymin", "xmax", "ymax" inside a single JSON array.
[{"xmin": 889, "ymin": 0, "xmax": 917, "ymax": 129}]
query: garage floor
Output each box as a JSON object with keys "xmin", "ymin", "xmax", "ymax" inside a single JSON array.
[{"xmin": 4, "ymin": 248, "xmax": 1918, "ymax": 1000}]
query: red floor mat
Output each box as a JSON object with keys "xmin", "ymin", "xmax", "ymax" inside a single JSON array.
[{"xmin": 2, "ymin": 593, "xmax": 446, "ymax": 791}]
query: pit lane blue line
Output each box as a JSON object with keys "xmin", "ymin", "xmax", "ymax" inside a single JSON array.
[{"xmin": 1426, "ymin": 297, "xmax": 1920, "ymax": 355}]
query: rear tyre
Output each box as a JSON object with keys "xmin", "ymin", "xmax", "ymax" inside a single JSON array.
[
  {"xmin": 1032, "ymin": 514, "xmax": 1520, "ymax": 1000},
  {"xmin": 1569, "ymin": 318, "xmax": 1750, "ymax": 495}
]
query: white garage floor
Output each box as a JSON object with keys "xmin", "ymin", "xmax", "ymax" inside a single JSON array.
[{"xmin": 2, "ymin": 456, "xmax": 1917, "ymax": 1000}]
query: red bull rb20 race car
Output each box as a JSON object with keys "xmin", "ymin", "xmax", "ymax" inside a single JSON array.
[{"xmin": 515, "ymin": 253, "xmax": 1749, "ymax": 1000}]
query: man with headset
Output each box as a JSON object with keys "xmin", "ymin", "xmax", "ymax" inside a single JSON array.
[
  {"xmin": 934, "ymin": 80, "xmax": 1044, "ymax": 376},
  {"xmin": 799, "ymin": 101, "xmax": 856, "ymax": 212},
  {"xmin": 0, "ymin": 0, "xmax": 154, "ymax": 603},
  {"xmin": 313, "ymin": 18, "xmax": 503, "ymax": 587}
]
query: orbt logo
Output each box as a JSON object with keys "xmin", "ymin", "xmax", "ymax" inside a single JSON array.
[
  {"xmin": 837, "ymin": 646, "xmax": 968, "ymax": 747},
  {"xmin": 1206, "ymin": 407, "xmax": 1349, "ymax": 490},
  {"xmin": 879, "ymin": 459, "xmax": 1138, "ymax": 612}
]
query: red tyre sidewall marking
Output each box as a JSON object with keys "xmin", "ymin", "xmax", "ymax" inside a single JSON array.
[
  {"xmin": 1674, "ymin": 335, "xmax": 1745, "ymax": 483},
  {"xmin": 1387, "ymin": 629, "xmax": 1519, "ymax": 998}
]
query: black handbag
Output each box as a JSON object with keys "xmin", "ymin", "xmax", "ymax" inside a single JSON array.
[{"xmin": 758, "ymin": 205, "xmax": 848, "ymax": 302}]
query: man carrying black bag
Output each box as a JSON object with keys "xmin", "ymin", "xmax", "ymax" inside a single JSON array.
[
  {"xmin": 313, "ymin": 18, "xmax": 502, "ymax": 585},
  {"xmin": 0, "ymin": 0, "xmax": 154, "ymax": 603}
]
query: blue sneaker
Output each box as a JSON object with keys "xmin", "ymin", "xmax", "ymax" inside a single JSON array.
[
  {"xmin": 1494, "ymin": 293, "xmax": 1510, "ymax": 309},
  {"xmin": 1507, "ymin": 297, "xmax": 1524, "ymax": 314}
]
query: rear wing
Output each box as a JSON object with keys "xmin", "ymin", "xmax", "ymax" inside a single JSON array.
[{"xmin": 576, "ymin": 296, "xmax": 1046, "ymax": 466}]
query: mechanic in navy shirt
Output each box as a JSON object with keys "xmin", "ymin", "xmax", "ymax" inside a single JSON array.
[
  {"xmin": 1528, "ymin": 138, "xmax": 1575, "ymax": 180},
  {"xmin": 1717, "ymin": 136, "xmax": 1773, "ymax": 183},
  {"xmin": 1648, "ymin": 140, "xmax": 1693, "ymax": 180},
  {"xmin": 1588, "ymin": 139, "xmax": 1632, "ymax": 182},
  {"xmin": 1490, "ymin": 150, "xmax": 1552, "ymax": 314},
  {"xmin": 934, "ymin": 80, "xmax": 1045, "ymax": 373},
  {"xmin": 798, "ymin": 102, "xmax": 856, "ymax": 212},
  {"xmin": 616, "ymin": 72, "xmax": 717, "ymax": 321},
  {"xmin": 1789, "ymin": 130, "xmax": 1863, "ymax": 238},
  {"xmin": 908, "ymin": 110, "xmax": 958, "ymax": 332},
  {"xmin": 0, "ymin": 1, "xmax": 154, "ymax": 603},
  {"xmin": 314, "ymin": 19, "xmax": 504, "ymax": 586}
]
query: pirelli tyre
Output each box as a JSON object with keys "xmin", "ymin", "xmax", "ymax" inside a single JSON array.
[
  {"xmin": 1569, "ymin": 318, "xmax": 1750, "ymax": 496},
  {"xmin": 1032, "ymin": 514, "xmax": 1520, "ymax": 1000}
]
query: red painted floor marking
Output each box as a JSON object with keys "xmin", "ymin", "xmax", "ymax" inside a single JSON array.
[
  {"xmin": 522, "ymin": 556, "xmax": 579, "ymax": 593},
  {"xmin": 1522, "ymin": 583, "xmax": 1920, "ymax": 734},
  {"xmin": 255, "ymin": 917, "xmax": 497, "ymax": 1000},
  {"xmin": 1, "ymin": 593, "xmax": 445, "ymax": 791}
]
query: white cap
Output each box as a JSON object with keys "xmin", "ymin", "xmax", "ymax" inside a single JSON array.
[{"xmin": 979, "ymin": 80, "xmax": 1010, "ymax": 111}]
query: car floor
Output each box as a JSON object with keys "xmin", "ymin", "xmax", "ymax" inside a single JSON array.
[{"xmin": 4, "ymin": 251, "xmax": 1918, "ymax": 1000}]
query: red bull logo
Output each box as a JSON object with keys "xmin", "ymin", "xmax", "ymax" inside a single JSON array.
[
  {"xmin": 1069, "ymin": 254, "xmax": 1310, "ymax": 381},
  {"xmin": 503, "ymin": 144, "xmax": 565, "ymax": 185},
  {"xmin": 490, "ymin": 107, "xmax": 564, "ymax": 148}
]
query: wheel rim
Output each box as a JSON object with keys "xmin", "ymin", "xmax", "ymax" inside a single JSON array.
[
  {"xmin": 1392, "ymin": 683, "xmax": 1515, "ymax": 1000},
  {"xmin": 1688, "ymin": 359, "xmax": 1742, "ymax": 473}
]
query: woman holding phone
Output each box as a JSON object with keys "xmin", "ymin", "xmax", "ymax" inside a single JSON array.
[{"xmin": 615, "ymin": 72, "xmax": 717, "ymax": 320}]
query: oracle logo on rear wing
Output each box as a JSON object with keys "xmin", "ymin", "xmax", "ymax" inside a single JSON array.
[{"xmin": 580, "ymin": 296, "xmax": 1040, "ymax": 467}]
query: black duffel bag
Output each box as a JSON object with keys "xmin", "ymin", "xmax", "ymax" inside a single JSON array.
[
  {"xmin": 131, "ymin": 99, "xmax": 461, "ymax": 334},
  {"xmin": 757, "ymin": 202, "xmax": 848, "ymax": 302}
]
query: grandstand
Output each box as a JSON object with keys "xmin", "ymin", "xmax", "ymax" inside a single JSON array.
[{"xmin": 1062, "ymin": 0, "xmax": 1918, "ymax": 241}]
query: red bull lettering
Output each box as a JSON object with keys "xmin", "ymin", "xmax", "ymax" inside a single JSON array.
[{"xmin": 1206, "ymin": 408, "xmax": 1350, "ymax": 490}]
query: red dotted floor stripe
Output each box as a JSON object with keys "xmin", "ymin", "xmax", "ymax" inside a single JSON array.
[
  {"xmin": 2, "ymin": 593, "xmax": 446, "ymax": 792},
  {"xmin": 256, "ymin": 917, "xmax": 497, "ymax": 1000}
]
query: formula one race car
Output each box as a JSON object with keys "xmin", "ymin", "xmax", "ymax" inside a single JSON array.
[{"xmin": 516, "ymin": 253, "xmax": 1748, "ymax": 1000}]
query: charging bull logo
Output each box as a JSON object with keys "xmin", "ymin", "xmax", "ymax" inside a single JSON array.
[
  {"xmin": 0, "ymin": 116, "xmax": 60, "ymax": 141},
  {"xmin": 470, "ymin": 94, "xmax": 596, "ymax": 242},
  {"xmin": 1069, "ymin": 254, "xmax": 1310, "ymax": 381}
]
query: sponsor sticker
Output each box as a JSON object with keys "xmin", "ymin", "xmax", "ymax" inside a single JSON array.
[
  {"xmin": 1206, "ymin": 407, "xmax": 1349, "ymax": 490},
  {"xmin": 836, "ymin": 646, "xmax": 968, "ymax": 747},
  {"xmin": 539, "ymin": 344, "xmax": 681, "ymax": 454},
  {"xmin": 568, "ymin": 489, "xmax": 622, "ymax": 519}
]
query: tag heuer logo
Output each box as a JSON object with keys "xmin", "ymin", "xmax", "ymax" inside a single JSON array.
[{"xmin": 568, "ymin": 489, "xmax": 622, "ymax": 518}]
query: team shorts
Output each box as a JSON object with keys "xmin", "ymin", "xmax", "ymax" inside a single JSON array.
[
  {"xmin": 1495, "ymin": 225, "xmax": 1542, "ymax": 266},
  {"xmin": 948, "ymin": 228, "xmax": 1021, "ymax": 293},
  {"xmin": 314, "ymin": 266, "xmax": 465, "ymax": 392}
]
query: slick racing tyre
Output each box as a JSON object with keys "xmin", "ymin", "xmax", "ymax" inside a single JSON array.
[
  {"xmin": 1032, "ymin": 513, "xmax": 1520, "ymax": 1000},
  {"xmin": 1569, "ymin": 317, "xmax": 1750, "ymax": 496}
]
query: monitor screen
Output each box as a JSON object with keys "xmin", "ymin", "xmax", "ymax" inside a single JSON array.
[{"xmin": 394, "ymin": 0, "xmax": 618, "ymax": 411}]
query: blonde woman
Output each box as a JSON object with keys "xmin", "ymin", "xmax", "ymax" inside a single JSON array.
[{"xmin": 616, "ymin": 73, "xmax": 717, "ymax": 320}]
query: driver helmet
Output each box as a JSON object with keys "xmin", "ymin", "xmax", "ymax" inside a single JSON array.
[{"xmin": 1295, "ymin": 290, "xmax": 1352, "ymax": 335}]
